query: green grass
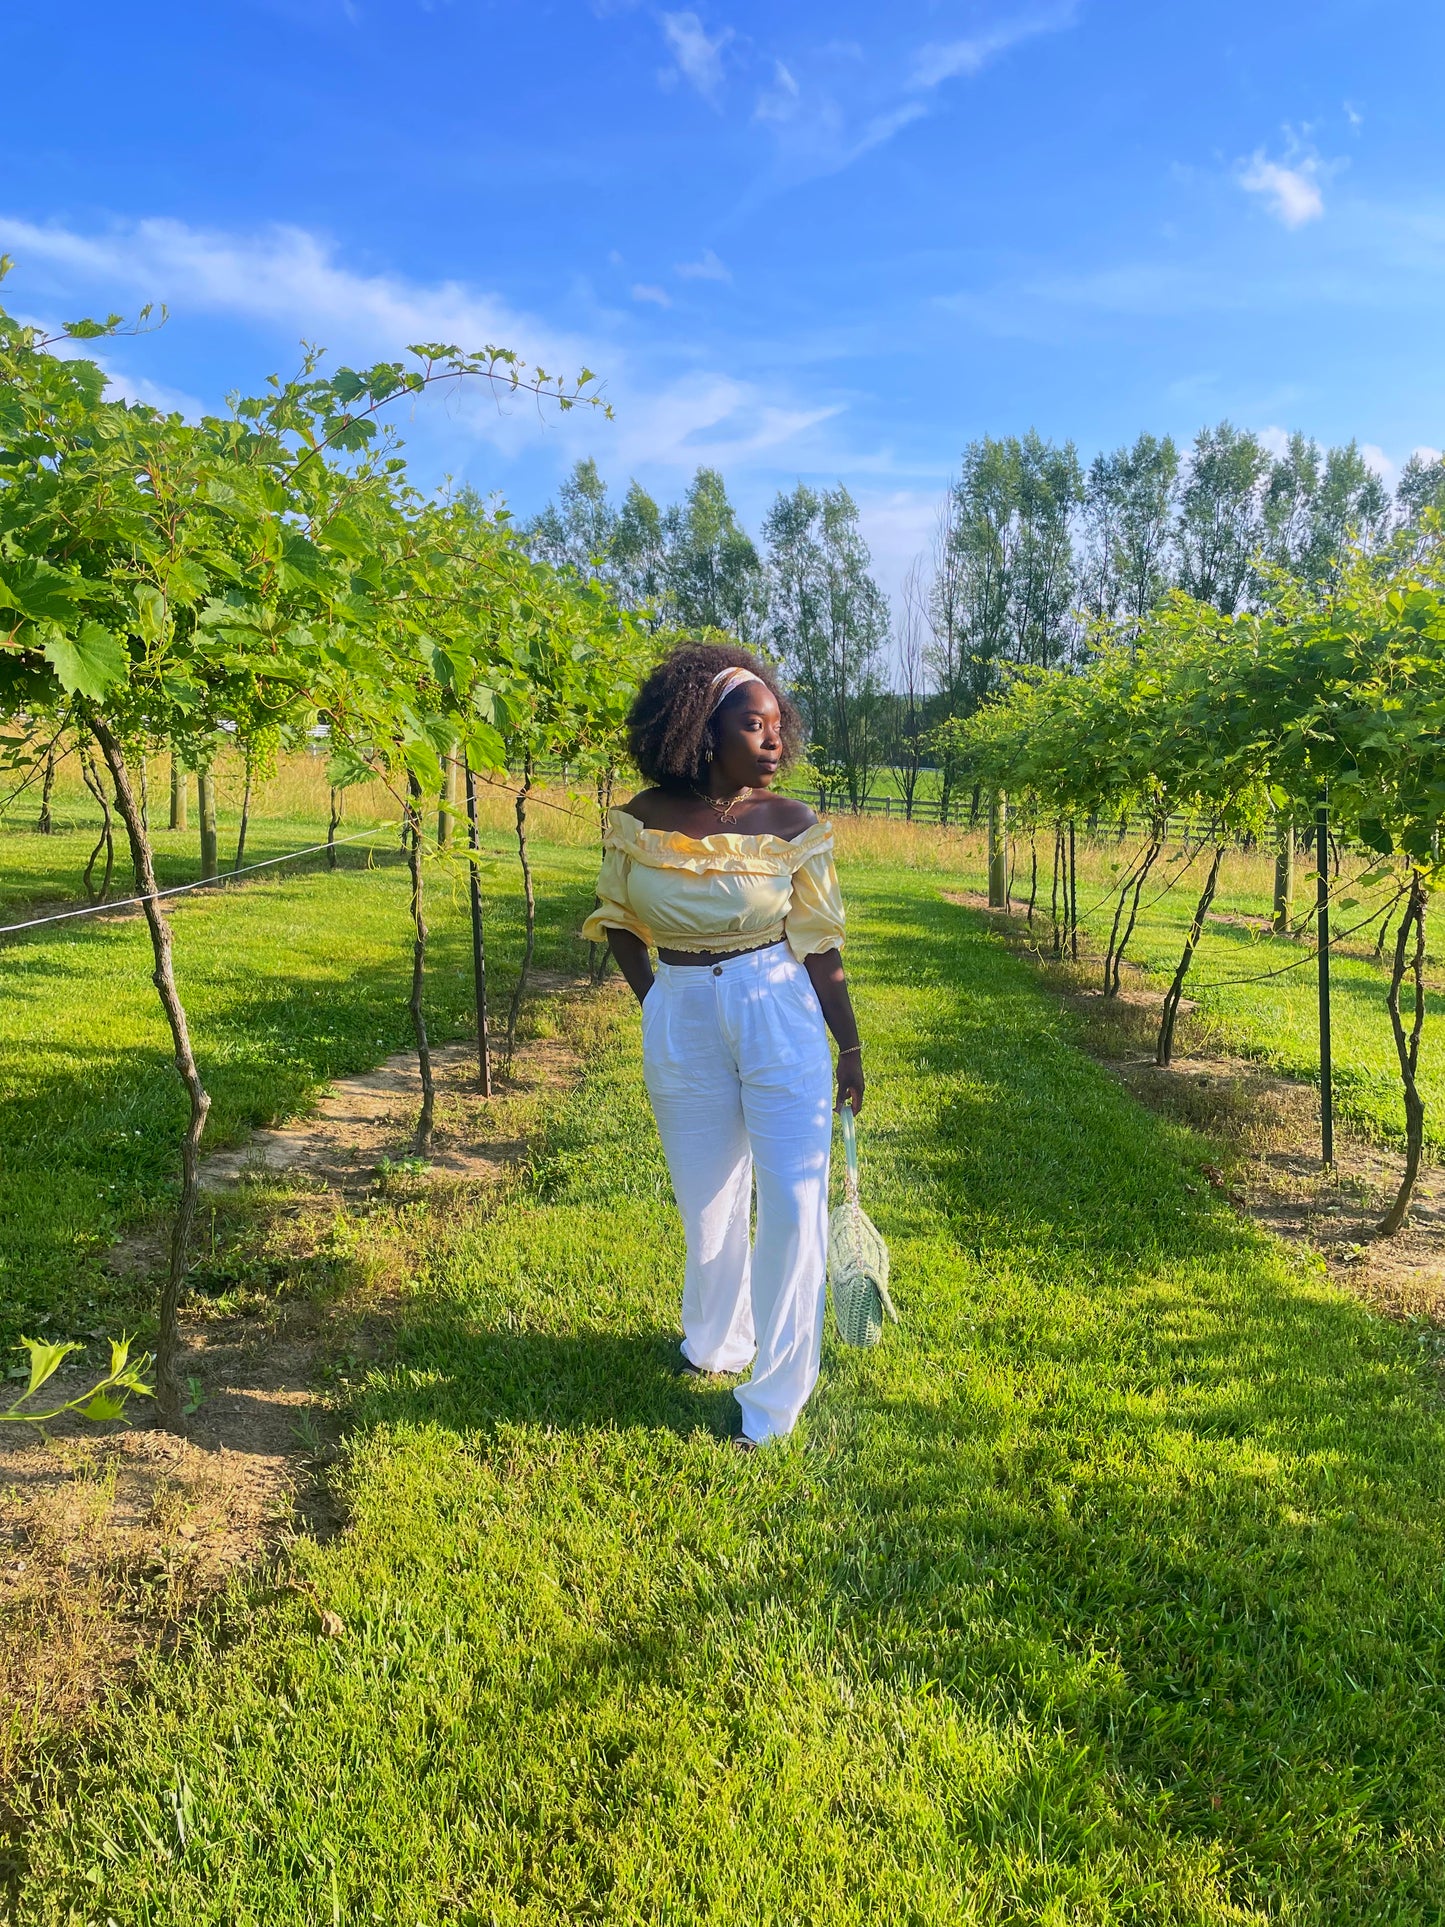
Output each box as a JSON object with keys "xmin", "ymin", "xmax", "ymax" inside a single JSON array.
[
  {"xmin": 948, "ymin": 829, "xmax": 1443, "ymax": 1157},
  {"xmin": 11, "ymin": 859, "xmax": 1445, "ymax": 1922},
  {"xmin": 0, "ymin": 813, "xmax": 596, "ymax": 1348}
]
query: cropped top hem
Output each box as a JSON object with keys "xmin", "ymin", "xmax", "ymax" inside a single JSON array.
[
  {"xmin": 654, "ymin": 931, "xmax": 789, "ymax": 957},
  {"xmin": 579, "ymin": 807, "xmax": 846, "ymax": 963},
  {"xmin": 580, "ymin": 915, "xmax": 845, "ymax": 963}
]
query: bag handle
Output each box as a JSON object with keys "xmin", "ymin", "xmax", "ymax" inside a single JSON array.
[{"xmin": 839, "ymin": 1102, "xmax": 861, "ymax": 1210}]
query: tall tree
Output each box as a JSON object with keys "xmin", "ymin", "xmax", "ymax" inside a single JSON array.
[
  {"xmin": 929, "ymin": 432, "xmax": 1082, "ymax": 714},
  {"xmin": 1397, "ymin": 452, "xmax": 1445, "ymax": 525},
  {"xmin": 525, "ymin": 457, "xmax": 617, "ymax": 583},
  {"xmin": 1175, "ymin": 421, "xmax": 1269, "ymax": 613},
  {"xmin": 938, "ymin": 437, "xmax": 1018, "ymax": 711},
  {"xmin": 1263, "ymin": 436, "xmax": 1391, "ymax": 589},
  {"xmin": 889, "ymin": 556, "xmax": 933, "ymax": 819},
  {"xmin": 1081, "ymin": 432, "xmax": 1180, "ymax": 622},
  {"xmin": 661, "ymin": 466, "xmax": 766, "ymax": 643},
  {"xmin": 1010, "ymin": 429, "xmax": 1083, "ymax": 669},
  {"xmin": 611, "ymin": 479, "xmax": 665, "ymax": 614}
]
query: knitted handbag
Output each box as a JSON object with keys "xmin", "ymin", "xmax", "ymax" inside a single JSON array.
[{"xmin": 828, "ymin": 1105, "xmax": 898, "ymax": 1347}]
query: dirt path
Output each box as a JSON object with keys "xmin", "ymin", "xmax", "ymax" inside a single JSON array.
[
  {"xmin": 946, "ymin": 890, "xmax": 1445, "ymax": 1324},
  {"xmin": 198, "ymin": 1040, "xmax": 529, "ymax": 1190},
  {"xmin": 1, "ymin": 976, "xmax": 595, "ymax": 1767}
]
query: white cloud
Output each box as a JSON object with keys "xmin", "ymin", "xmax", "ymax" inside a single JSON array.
[
  {"xmin": 0, "ymin": 211, "xmax": 844, "ymax": 485},
  {"xmin": 101, "ymin": 365, "xmax": 206, "ymax": 418},
  {"xmin": 855, "ymin": 101, "xmax": 928, "ymax": 156},
  {"xmin": 0, "ymin": 213, "xmax": 558, "ymax": 356},
  {"xmin": 630, "ymin": 282, "xmax": 672, "ymax": 307},
  {"xmin": 746, "ymin": 9, "xmax": 1076, "ymax": 184},
  {"xmin": 1238, "ymin": 149, "xmax": 1326, "ymax": 228},
  {"xmin": 913, "ymin": 6, "xmax": 1077, "ymax": 90},
  {"xmin": 604, "ymin": 371, "xmax": 840, "ymax": 473},
  {"xmin": 675, "ymin": 247, "xmax": 731, "ymax": 282},
  {"xmin": 754, "ymin": 59, "xmax": 801, "ymax": 124},
  {"xmin": 659, "ymin": 11, "xmax": 731, "ymax": 105},
  {"xmin": 1257, "ymin": 423, "xmax": 1292, "ymax": 460},
  {"xmin": 1362, "ymin": 442, "xmax": 1442, "ymax": 490}
]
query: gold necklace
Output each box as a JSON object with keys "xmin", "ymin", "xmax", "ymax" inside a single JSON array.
[{"xmin": 694, "ymin": 783, "xmax": 753, "ymax": 824}]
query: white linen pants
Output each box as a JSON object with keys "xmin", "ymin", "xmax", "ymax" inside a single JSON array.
[{"xmin": 641, "ymin": 943, "xmax": 834, "ymax": 1443}]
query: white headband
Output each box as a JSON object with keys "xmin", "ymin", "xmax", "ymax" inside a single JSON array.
[{"xmin": 706, "ymin": 666, "xmax": 764, "ymax": 718}]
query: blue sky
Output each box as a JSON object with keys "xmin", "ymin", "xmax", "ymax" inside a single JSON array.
[{"xmin": 3, "ymin": 0, "xmax": 1442, "ymax": 598}]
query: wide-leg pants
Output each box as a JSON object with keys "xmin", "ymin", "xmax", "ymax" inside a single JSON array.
[{"xmin": 641, "ymin": 942, "xmax": 834, "ymax": 1443}]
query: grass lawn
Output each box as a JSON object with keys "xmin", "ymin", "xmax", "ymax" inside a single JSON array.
[
  {"xmin": 11, "ymin": 856, "xmax": 1445, "ymax": 1923},
  {"xmin": 0, "ymin": 802, "xmax": 597, "ymax": 1349},
  {"xmin": 940, "ymin": 827, "xmax": 1445, "ymax": 1158}
]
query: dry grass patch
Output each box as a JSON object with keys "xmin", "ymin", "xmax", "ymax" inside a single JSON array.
[
  {"xmin": 0, "ymin": 979, "xmax": 602, "ymax": 1799},
  {"xmin": 0, "ymin": 1423, "xmax": 285, "ymax": 1786}
]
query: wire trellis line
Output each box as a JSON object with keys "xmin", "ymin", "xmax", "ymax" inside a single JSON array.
[{"xmin": 0, "ymin": 820, "xmax": 403, "ymax": 939}]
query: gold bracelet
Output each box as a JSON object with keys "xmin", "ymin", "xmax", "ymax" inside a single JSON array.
[{"xmin": 837, "ymin": 1044, "xmax": 863, "ymax": 1059}]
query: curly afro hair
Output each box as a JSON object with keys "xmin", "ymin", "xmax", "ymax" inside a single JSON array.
[{"xmin": 626, "ymin": 640, "xmax": 805, "ymax": 791}]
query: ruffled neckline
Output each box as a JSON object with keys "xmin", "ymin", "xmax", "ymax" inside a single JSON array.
[{"xmin": 606, "ymin": 808, "xmax": 834, "ymax": 875}]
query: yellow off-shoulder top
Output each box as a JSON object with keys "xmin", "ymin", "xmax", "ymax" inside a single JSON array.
[{"xmin": 580, "ymin": 808, "xmax": 845, "ymax": 961}]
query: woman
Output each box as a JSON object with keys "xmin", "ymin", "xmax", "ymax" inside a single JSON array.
[{"xmin": 582, "ymin": 642, "xmax": 865, "ymax": 1450}]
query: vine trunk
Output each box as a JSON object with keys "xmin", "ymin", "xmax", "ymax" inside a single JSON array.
[
  {"xmin": 1378, "ymin": 870, "xmax": 1428, "ymax": 1237},
  {"xmin": 1156, "ymin": 843, "xmax": 1226, "ymax": 1067},
  {"xmin": 90, "ymin": 715, "xmax": 211, "ymax": 1431}
]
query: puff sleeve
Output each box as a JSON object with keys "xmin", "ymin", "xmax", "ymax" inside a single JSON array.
[
  {"xmin": 580, "ymin": 842, "xmax": 653, "ymax": 946},
  {"xmin": 784, "ymin": 844, "xmax": 845, "ymax": 960}
]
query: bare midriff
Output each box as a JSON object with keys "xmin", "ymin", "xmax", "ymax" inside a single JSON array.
[{"xmin": 656, "ymin": 937, "xmax": 788, "ymax": 967}]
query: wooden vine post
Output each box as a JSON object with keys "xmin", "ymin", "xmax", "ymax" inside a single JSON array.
[
  {"xmin": 169, "ymin": 749, "xmax": 187, "ymax": 831},
  {"xmin": 1315, "ymin": 795, "xmax": 1333, "ymax": 1170},
  {"xmin": 405, "ymin": 772, "xmax": 436, "ymax": 1155},
  {"xmin": 987, "ymin": 790, "xmax": 1008, "ymax": 908},
  {"xmin": 1273, "ymin": 821, "xmax": 1295, "ymax": 934},
  {"xmin": 197, "ymin": 762, "xmax": 218, "ymax": 880},
  {"xmin": 505, "ymin": 755, "xmax": 537, "ymax": 1070},
  {"xmin": 463, "ymin": 759, "xmax": 492, "ymax": 1097}
]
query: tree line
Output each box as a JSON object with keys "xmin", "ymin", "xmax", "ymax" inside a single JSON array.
[{"xmin": 529, "ymin": 428, "xmax": 1445, "ymax": 815}]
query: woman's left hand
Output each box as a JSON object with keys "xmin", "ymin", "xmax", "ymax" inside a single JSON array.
[{"xmin": 835, "ymin": 1054, "xmax": 865, "ymax": 1115}]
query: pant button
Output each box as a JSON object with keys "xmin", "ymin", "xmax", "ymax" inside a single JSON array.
[{"xmin": 712, "ymin": 964, "xmax": 723, "ymax": 976}]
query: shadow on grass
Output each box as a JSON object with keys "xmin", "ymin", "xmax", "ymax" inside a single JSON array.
[
  {"xmin": 359, "ymin": 1324, "xmax": 741, "ymax": 1442},
  {"xmin": 344, "ymin": 879, "xmax": 1445, "ymax": 1906}
]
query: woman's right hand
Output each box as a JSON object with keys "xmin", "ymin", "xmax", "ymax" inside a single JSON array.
[{"xmin": 835, "ymin": 1051, "xmax": 864, "ymax": 1115}]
